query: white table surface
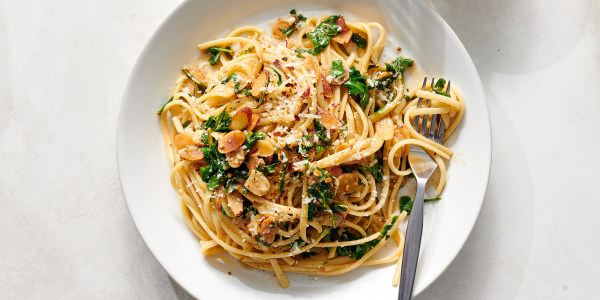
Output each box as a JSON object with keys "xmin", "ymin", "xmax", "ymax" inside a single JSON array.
[{"xmin": 1, "ymin": 0, "xmax": 599, "ymax": 299}]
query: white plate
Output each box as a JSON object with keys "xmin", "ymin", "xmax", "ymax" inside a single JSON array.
[{"xmin": 117, "ymin": 0, "xmax": 491, "ymax": 298}]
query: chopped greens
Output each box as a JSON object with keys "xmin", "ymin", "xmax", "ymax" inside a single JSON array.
[
  {"xmin": 343, "ymin": 67, "xmax": 370, "ymax": 110},
  {"xmin": 330, "ymin": 60, "xmax": 345, "ymax": 79},
  {"xmin": 294, "ymin": 49, "xmax": 311, "ymax": 59},
  {"xmin": 307, "ymin": 168, "xmax": 337, "ymax": 227},
  {"xmin": 279, "ymin": 159, "xmax": 288, "ymax": 194},
  {"xmin": 336, "ymin": 215, "xmax": 398, "ymax": 260},
  {"xmin": 270, "ymin": 67, "xmax": 283, "ymax": 86},
  {"xmin": 433, "ymin": 78, "xmax": 449, "ymax": 96},
  {"xmin": 181, "ymin": 68, "xmax": 207, "ymax": 92},
  {"xmin": 372, "ymin": 56, "xmax": 414, "ymax": 90},
  {"xmin": 400, "ymin": 196, "xmax": 413, "ymax": 214},
  {"xmin": 157, "ymin": 96, "xmax": 174, "ymax": 115},
  {"xmin": 290, "ymin": 9, "xmax": 307, "ymax": 21},
  {"xmin": 245, "ymin": 131, "xmax": 266, "ymax": 148},
  {"xmin": 200, "ymin": 111, "xmax": 232, "ymax": 132},
  {"xmin": 207, "ymin": 47, "xmax": 232, "ymax": 66},
  {"xmin": 306, "ymin": 15, "xmax": 341, "ymax": 55},
  {"xmin": 359, "ymin": 159, "xmax": 383, "ymax": 182},
  {"xmin": 425, "ymin": 197, "xmax": 442, "ymax": 202},
  {"xmin": 198, "ymin": 142, "xmax": 248, "ymax": 192},
  {"xmin": 221, "ymin": 73, "xmax": 246, "ymax": 94},
  {"xmin": 351, "ymin": 33, "xmax": 367, "ymax": 49},
  {"xmin": 313, "ymin": 119, "xmax": 331, "ymax": 145},
  {"xmin": 182, "ymin": 120, "xmax": 192, "ymax": 128}
]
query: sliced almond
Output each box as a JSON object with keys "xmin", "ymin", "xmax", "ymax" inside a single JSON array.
[
  {"xmin": 317, "ymin": 108, "xmax": 342, "ymax": 130},
  {"xmin": 218, "ymin": 130, "xmax": 246, "ymax": 154},
  {"xmin": 244, "ymin": 169, "xmax": 270, "ymax": 196},
  {"xmin": 327, "ymin": 166, "xmax": 343, "ymax": 178},
  {"xmin": 173, "ymin": 132, "xmax": 196, "ymax": 150},
  {"xmin": 247, "ymin": 114, "xmax": 260, "ymax": 131},
  {"xmin": 245, "ymin": 156, "xmax": 264, "ymax": 170},
  {"xmin": 252, "ymin": 140, "xmax": 274, "ymax": 157},
  {"xmin": 321, "ymin": 75, "xmax": 333, "ymax": 99},
  {"xmin": 335, "ymin": 16, "xmax": 350, "ymax": 32},
  {"xmin": 226, "ymin": 147, "xmax": 246, "ymax": 168},
  {"xmin": 230, "ymin": 109, "xmax": 250, "ymax": 130},
  {"xmin": 217, "ymin": 195, "xmax": 235, "ymax": 217},
  {"xmin": 257, "ymin": 215, "xmax": 277, "ymax": 244},
  {"xmin": 226, "ymin": 191, "xmax": 244, "ymax": 217},
  {"xmin": 178, "ymin": 146, "xmax": 204, "ymax": 161},
  {"xmin": 331, "ymin": 30, "xmax": 352, "ymax": 44},
  {"xmin": 271, "ymin": 15, "xmax": 298, "ymax": 40},
  {"xmin": 375, "ymin": 117, "xmax": 394, "ymax": 141},
  {"xmin": 251, "ymin": 70, "xmax": 269, "ymax": 98}
]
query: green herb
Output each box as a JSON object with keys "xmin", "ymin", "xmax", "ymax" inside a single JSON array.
[
  {"xmin": 351, "ymin": 33, "xmax": 367, "ymax": 49},
  {"xmin": 330, "ymin": 60, "xmax": 345, "ymax": 79},
  {"xmin": 400, "ymin": 196, "xmax": 413, "ymax": 214},
  {"xmin": 157, "ymin": 96, "xmax": 174, "ymax": 115},
  {"xmin": 315, "ymin": 144, "xmax": 327, "ymax": 154},
  {"xmin": 313, "ymin": 119, "xmax": 331, "ymax": 145},
  {"xmin": 241, "ymin": 199, "xmax": 256, "ymax": 218},
  {"xmin": 290, "ymin": 9, "xmax": 307, "ymax": 21},
  {"xmin": 342, "ymin": 67, "xmax": 370, "ymax": 110},
  {"xmin": 200, "ymin": 111, "xmax": 232, "ymax": 132},
  {"xmin": 256, "ymin": 162, "xmax": 278, "ymax": 175},
  {"xmin": 207, "ymin": 47, "xmax": 232, "ymax": 66},
  {"xmin": 270, "ymin": 67, "xmax": 283, "ymax": 86},
  {"xmin": 331, "ymin": 205, "xmax": 347, "ymax": 214},
  {"xmin": 372, "ymin": 57, "xmax": 414, "ymax": 90},
  {"xmin": 198, "ymin": 142, "xmax": 247, "ymax": 192},
  {"xmin": 279, "ymin": 155, "xmax": 288, "ymax": 194},
  {"xmin": 307, "ymin": 168, "xmax": 337, "ymax": 227},
  {"xmin": 433, "ymin": 78, "xmax": 449, "ymax": 96},
  {"xmin": 241, "ymin": 187, "xmax": 249, "ymax": 195},
  {"xmin": 245, "ymin": 131, "xmax": 266, "ymax": 148},
  {"xmin": 425, "ymin": 197, "xmax": 442, "ymax": 202},
  {"xmin": 306, "ymin": 15, "xmax": 341, "ymax": 55},
  {"xmin": 182, "ymin": 120, "xmax": 192, "ymax": 128},
  {"xmin": 359, "ymin": 159, "xmax": 383, "ymax": 182},
  {"xmin": 200, "ymin": 132, "xmax": 209, "ymax": 144},
  {"xmin": 255, "ymin": 236, "xmax": 272, "ymax": 246},
  {"xmin": 182, "ymin": 67, "xmax": 207, "ymax": 92},
  {"xmin": 294, "ymin": 49, "xmax": 311, "ymax": 59},
  {"xmin": 221, "ymin": 73, "xmax": 247, "ymax": 94},
  {"xmin": 238, "ymin": 88, "xmax": 252, "ymax": 96},
  {"xmin": 336, "ymin": 215, "xmax": 398, "ymax": 259}
]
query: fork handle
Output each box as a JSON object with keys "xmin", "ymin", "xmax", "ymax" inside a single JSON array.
[{"xmin": 398, "ymin": 178, "xmax": 426, "ymax": 300}]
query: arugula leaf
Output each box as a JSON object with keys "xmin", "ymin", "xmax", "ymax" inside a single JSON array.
[
  {"xmin": 306, "ymin": 15, "xmax": 341, "ymax": 55},
  {"xmin": 157, "ymin": 96, "xmax": 174, "ymax": 115},
  {"xmin": 330, "ymin": 60, "xmax": 345, "ymax": 79},
  {"xmin": 182, "ymin": 120, "xmax": 191, "ymax": 128},
  {"xmin": 245, "ymin": 131, "xmax": 266, "ymax": 148},
  {"xmin": 270, "ymin": 67, "xmax": 283, "ymax": 86},
  {"xmin": 200, "ymin": 132, "xmax": 209, "ymax": 144},
  {"xmin": 207, "ymin": 47, "xmax": 232, "ymax": 65},
  {"xmin": 313, "ymin": 119, "xmax": 331, "ymax": 145},
  {"xmin": 181, "ymin": 67, "xmax": 207, "ymax": 92},
  {"xmin": 372, "ymin": 56, "xmax": 414, "ymax": 90},
  {"xmin": 433, "ymin": 78, "xmax": 449, "ymax": 96},
  {"xmin": 400, "ymin": 196, "xmax": 413, "ymax": 214},
  {"xmin": 336, "ymin": 216, "xmax": 398, "ymax": 259},
  {"xmin": 359, "ymin": 159, "xmax": 383, "ymax": 182},
  {"xmin": 200, "ymin": 111, "xmax": 232, "ymax": 132},
  {"xmin": 294, "ymin": 49, "xmax": 311, "ymax": 59},
  {"xmin": 221, "ymin": 73, "xmax": 247, "ymax": 94},
  {"xmin": 256, "ymin": 161, "xmax": 278, "ymax": 175},
  {"xmin": 307, "ymin": 168, "xmax": 337, "ymax": 227},
  {"xmin": 425, "ymin": 197, "xmax": 442, "ymax": 202},
  {"xmin": 351, "ymin": 33, "xmax": 367, "ymax": 49},
  {"xmin": 342, "ymin": 67, "xmax": 370, "ymax": 110},
  {"xmin": 290, "ymin": 9, "xmax": 307, "ymax": 21}
]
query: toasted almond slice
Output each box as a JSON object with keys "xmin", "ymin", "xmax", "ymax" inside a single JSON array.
[
  {"xmin": 226, "ymin": 147, "xmax": 245, "ymax": 168},
  {"xmin": 227, "ymin": 191, "xmax": 244, "ymax": 216},
  {"xmin": 252, "ymin": 140, "xmax": 274, "ymax": 157},
  {"xmin": 375, "ymin": 117, "xmax": 394, "ymax": 141},
  {"xmin": 218, "ymin": 130, "xmax": 246, "ymax": 154},
  {"xmin": 251, "ymin": 70, "xmax": 269, "ymax": 98},
  {"xmin": 317, "ymin": 107, "xmax": 341, "ymax": 130},
  {"xmin": 321, "ymin": 75, "xmax": 333, "ymax": 99},
  {"xmin": 178, "ymin": 147, "xmax": 204, "ymax": 161},
  {"xmin": 335, "ymin": 16, "xmax": 350, "ymax": 32},
  {"xmin": 247, "ymin": 114, "xmax": 260, "ymax": 131},
  {"xmin": 173, "ymin": 132, "xmax": 196, "ymax": 150},
  {"xmin": 244, "ymin": 169, "xmax": 271, "ymax": 196},
  {"xmin": 230, "ymin": 110, "xmax": 250, "ymax": 131},
  {"xmin": 245, "ymin": 156, "xmax": 264, "ymax": 170},
  {"xmin": 257, "ymin": 215, "xmax": 277, "ymax": 244},
  {"xmin": 331, "ymin": 30, "xmax": 352, "ymax": 44},
  {"xmin": 327, "ymin": 166, "xmax": 343, "ymax": 178}
]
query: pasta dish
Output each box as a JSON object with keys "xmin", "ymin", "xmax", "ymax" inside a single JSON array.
[{"xmin": 157, "ymin": 10, "xmax": 464, "ymax": 288}]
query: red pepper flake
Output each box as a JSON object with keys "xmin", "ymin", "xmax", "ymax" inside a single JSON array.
[
  {"xmin": 228, "ymin": 271, "xmax": 232, "ymax": 275},
  {"xmin": 274, "ymin": 59, "xmax": 282, "ymax": 68},
  {"xmin": 294, "ymin": 115, "xmax": 300, "ymax": 121},
  {"xmin": 286, "ymin": 66, "xmax": 294, "ymax": 71},
  {"xmin": 282, "ymin": 57, "xmax": 288, "ymax": 61},
  {"xmin": 301, "ymin": 87, "xmax": 310, "ymax": 99},
  {"xmin": 285, "ymin": 82, "xmax": 294, "ymax": 87}
]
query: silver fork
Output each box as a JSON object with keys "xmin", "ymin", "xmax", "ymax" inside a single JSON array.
[{"xmin": 398, "ymin": 77, "xmax": 449, "ymax": 300}]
